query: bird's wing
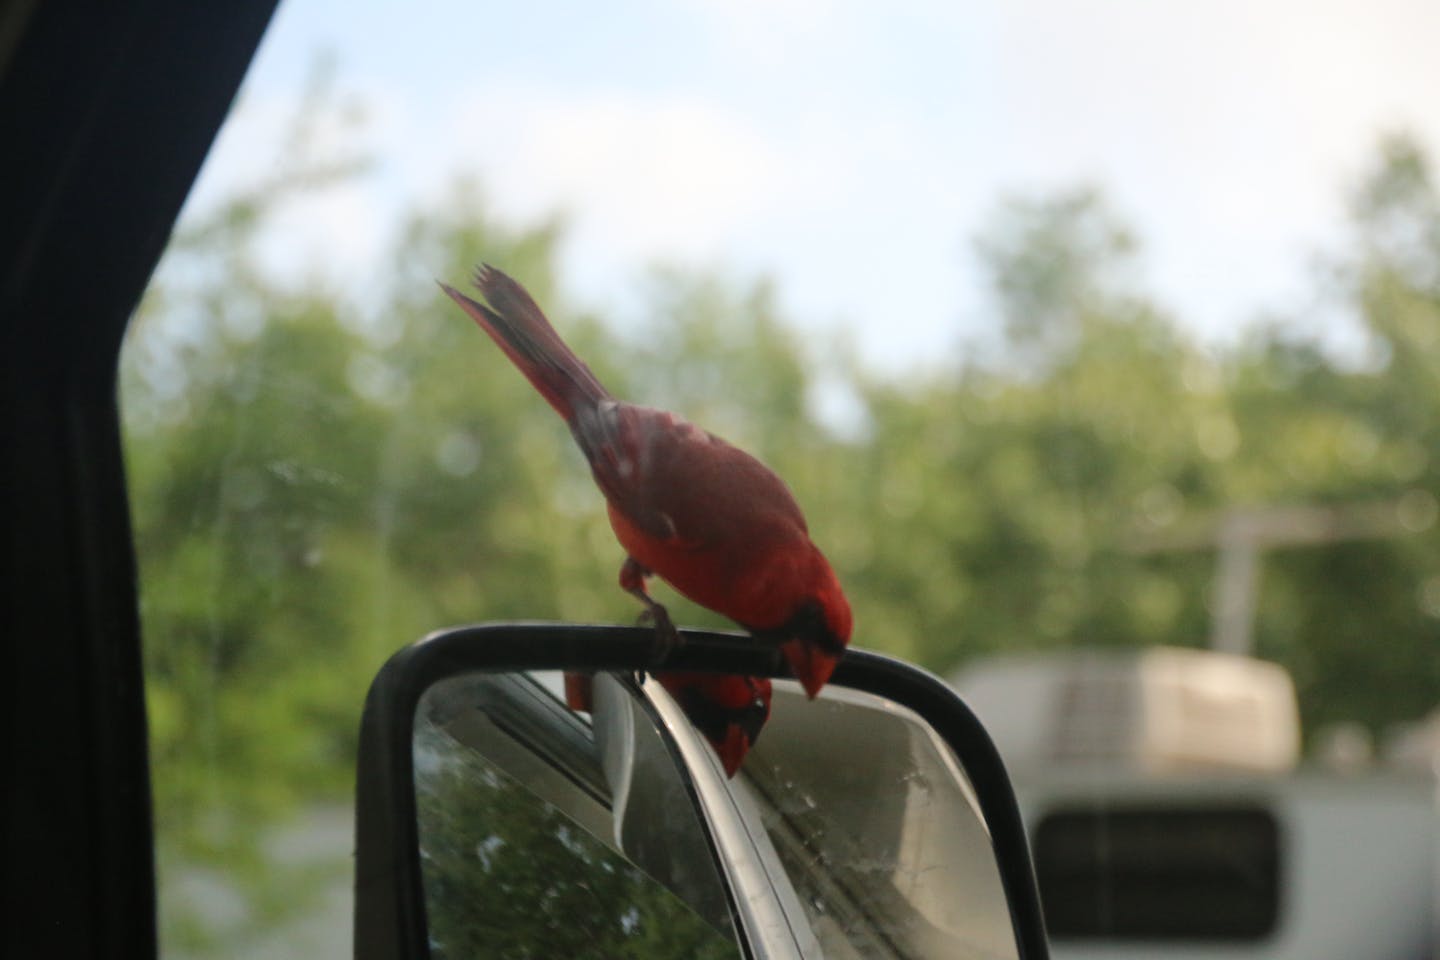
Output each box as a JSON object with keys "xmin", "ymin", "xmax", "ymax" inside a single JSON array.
[{"xmin": 579, "ymin": 402, "xmax": 807, "ymax": 549}]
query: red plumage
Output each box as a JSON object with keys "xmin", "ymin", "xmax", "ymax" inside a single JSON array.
[
  {"xmin": 565, "ymin": 671, "xmax": 773, "ymax": 778},
  {"xmin": 442, "ymin": 265, "xmax": 853, "ymax": 772}
]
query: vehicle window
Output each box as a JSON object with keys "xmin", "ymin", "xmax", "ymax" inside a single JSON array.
[
  {"xmin": 414, "ymin": 673, "xmax": 741, "ymax": 959},
  {"xmin": 1033, "ymin": 805, "xmax": 1280, "ymax": 940},
  {"xmin": 122, "ymin": 1, "xmax": 1440, "ymax": 955},
  {"xmin": 736, "ymin": 684, "xmax": 1019, "ymax": 960}
]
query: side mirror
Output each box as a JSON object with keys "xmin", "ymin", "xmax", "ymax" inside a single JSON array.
[{"xmin": 355, "ymin": 624, "xmax": 1049, "ymax": 959}]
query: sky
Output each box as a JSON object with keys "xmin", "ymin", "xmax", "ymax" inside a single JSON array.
[{"xmin": 180, "ymin": 0, "xmax": 1440, "ymax": 374}]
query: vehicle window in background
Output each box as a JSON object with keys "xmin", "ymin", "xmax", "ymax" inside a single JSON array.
[
  {"xmin": 1033, "ymin": 806, "xmax": 1280, "ymax": 939},
  {"xmin": 121, "ymin": 0, "xmax": 1440, "ymax": 955}
]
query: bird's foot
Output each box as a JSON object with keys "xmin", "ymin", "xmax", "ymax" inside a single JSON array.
[{"xmin": 637, "ymin": 603, "xmax": 682, "ymax": 663}]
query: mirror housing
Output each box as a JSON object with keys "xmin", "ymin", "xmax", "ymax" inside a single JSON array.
[{"xmin": 354, "ymin": 623, "xmax": 1049, "ymax": 959}]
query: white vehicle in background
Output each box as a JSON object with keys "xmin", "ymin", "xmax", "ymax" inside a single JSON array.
[{"xmin": 953, "ymin": 646, "xmax": 1438, "ymax": 960}]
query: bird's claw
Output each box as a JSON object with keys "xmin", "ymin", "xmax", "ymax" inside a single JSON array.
[{"xmin": 638, "ymin": 604, "xmax": 682, "ymax": 663}]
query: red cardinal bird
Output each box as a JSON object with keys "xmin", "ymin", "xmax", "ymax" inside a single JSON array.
[
  {"xmin": 565, "ymin": 672, "xmax": 772, "ymax": 777},
  {"xmin": 657, "ymin": 673, "xmax": 772, "ymax": 777},
  {"xmin": 441, "ymin": 265, "xmax": 852, "ymax": 698}
]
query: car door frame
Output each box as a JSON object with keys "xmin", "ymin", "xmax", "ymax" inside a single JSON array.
[{"xmin": 1, "ymin": 3, "xmax": 279, "ymax": 954}]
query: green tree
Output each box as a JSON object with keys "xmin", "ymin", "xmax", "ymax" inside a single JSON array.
[
  {"xmin": 1228, "ymin": 135, "xmax": 1440, "ymax": 731},
  {"xmin": 124, "ymin": 91, "xmax": 585, "ymax": 947},
  {"xmin": 124, "ymin": 105, "xmax": 1440, "ymax": 953},
  {"xmin": 415, "ymin": 721, "xmax": 738, "ymax": 960}
]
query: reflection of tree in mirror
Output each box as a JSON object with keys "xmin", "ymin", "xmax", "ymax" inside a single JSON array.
[{"xmin": 414, "ymin": 723, "xmax": 738, "ymax": 959}]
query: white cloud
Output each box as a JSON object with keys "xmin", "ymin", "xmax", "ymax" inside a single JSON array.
[
  {"xmin": 439, "ymin": 90, "xmax": 791, "ymax": 263},
  {"xmin": 178, "ymin": 83, "xmax": 410, "ymax": 295},
  {"xmin": 680, "ymin": 0, "xmax": 843, "ymax": 62},
  {"xmin": 177, "ymin": 0, "xmax": 1440, "ymax": 369},
  {"xmin": 964, "ymin": 0, "xmax": 1440, "ymax": 338}
]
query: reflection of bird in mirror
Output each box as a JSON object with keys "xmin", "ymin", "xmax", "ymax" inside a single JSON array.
[
  {"xmin": 442, "ymin": 265, "xmax": 851, "ymax": 774},
  {"xmin": 658, "ymin": 673, "xmax": 773, "ymax": 778},
  {"xmin": 566, "ymin": 671, "xmax": 772, "ymax": 778}
]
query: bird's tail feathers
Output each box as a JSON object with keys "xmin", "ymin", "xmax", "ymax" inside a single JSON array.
[{"xmin": 439, "ymin": 264, "xmax": 611, "ymax": 422}]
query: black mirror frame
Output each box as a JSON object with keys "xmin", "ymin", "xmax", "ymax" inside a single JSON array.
[{"xmin": 354, "ymin": 623, "xmax": 1050, "ymax": 960}]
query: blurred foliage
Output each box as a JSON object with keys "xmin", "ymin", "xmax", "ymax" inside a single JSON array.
[{"xmin": 123, "ymin": 89, "xmax": 1440, "ymax": 949}]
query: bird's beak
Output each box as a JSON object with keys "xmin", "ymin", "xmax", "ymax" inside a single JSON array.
[{"xmin": 781, "ymin": 638, "xmax": 838, "ymax": 699}]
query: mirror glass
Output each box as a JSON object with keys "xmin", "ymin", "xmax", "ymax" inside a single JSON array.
[
  {"xmin": 710, "ymin": 682, "xmax": 1020, "ymax": 960},
  {"xmin": 415, "ymin": 672, "xmax": 1020, "ymax": 959},
  {"xmin": 413, "ymin": 671, "xmax": 742, "ymax": 959}
]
